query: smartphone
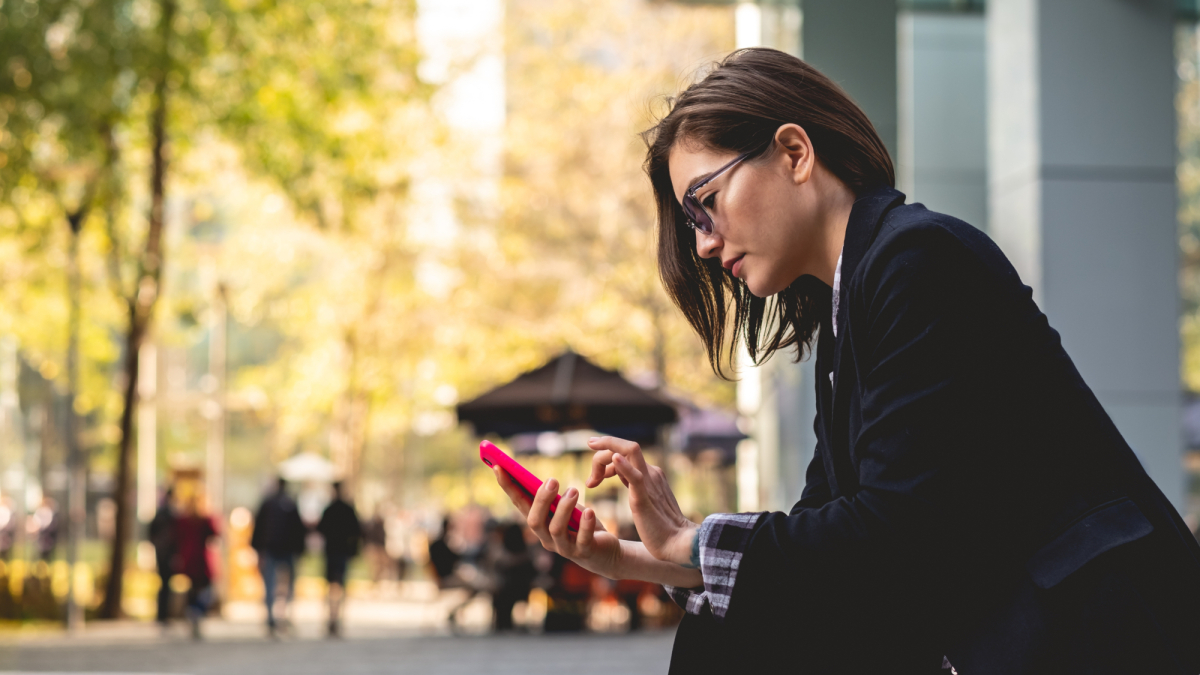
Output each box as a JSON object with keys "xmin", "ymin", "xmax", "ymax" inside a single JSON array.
[{"xmin": 480, "ymin": 440, "xmax": 583, "ymax": 533}]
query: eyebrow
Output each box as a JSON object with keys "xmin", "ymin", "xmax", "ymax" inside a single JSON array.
[
  {"xmin": 686, "ymin": 151, "xmax": 753, "ymax": 194},
  {"xmin": 686, "ymin": 170, "xmax": 717, "ymax": 192}
]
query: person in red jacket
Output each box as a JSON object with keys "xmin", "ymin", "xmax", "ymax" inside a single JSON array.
[{"xmin": 174, "ymin": 493, "xmax": 218, "ymax": 640}]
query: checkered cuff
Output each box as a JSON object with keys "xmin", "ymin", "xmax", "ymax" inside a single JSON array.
[{"xmin": 662, "ymin": 512, "xmax": 765, "ymax": 621}]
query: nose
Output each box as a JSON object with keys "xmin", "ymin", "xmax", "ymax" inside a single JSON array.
[{"xmin": 695, "ymin": 228, "xmax": 722, "ymax": 260}]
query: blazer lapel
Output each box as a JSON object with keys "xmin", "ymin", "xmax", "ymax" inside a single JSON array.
[{"xmin": 828, "ymin": 187, "xmax": 907, "ymax": 478}]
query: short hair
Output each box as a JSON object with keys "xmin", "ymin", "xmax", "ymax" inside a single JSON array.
[{"xmin": 643, "ymin": 48, "xmax": 893, "ymax": 377}]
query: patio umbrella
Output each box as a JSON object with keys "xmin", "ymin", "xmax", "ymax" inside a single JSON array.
[
  {"xmin": 277, "ymin": 452, "xmax": 338, "ymax": 483},
  {"xmin": 675, "ymin": 405, "xmax": 746, "ymax": 466},
  {"xmin": 456, "ymin": 350, "xmax": 678, "ymax": 445}
]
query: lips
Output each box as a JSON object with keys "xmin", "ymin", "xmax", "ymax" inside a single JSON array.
[{"xmin": 723, "ymin": 254, "xmax": 745, "ymax": 277}]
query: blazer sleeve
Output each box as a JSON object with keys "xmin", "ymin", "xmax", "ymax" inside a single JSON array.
[{"xmin": 724, "ymin": 225, "xmax": 989, "ymax": 625}]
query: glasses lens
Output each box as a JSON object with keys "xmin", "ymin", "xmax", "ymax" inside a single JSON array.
[{"xmin": 682, "ymin": 195, "xmax": 713, "ymax": 234}]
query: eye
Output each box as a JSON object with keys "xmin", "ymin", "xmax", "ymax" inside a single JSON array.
[{"xmin": 701, "ymin": 191, "xmax": 717, "ymax": 210}]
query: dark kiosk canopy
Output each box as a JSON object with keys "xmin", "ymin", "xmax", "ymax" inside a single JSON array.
[{"xmin": 455, "ymin": 350, "xmax": 678, "ymax": 444}]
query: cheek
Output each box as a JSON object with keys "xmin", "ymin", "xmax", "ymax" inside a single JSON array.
[{"xmin": 732, "ymin": 187, "xmax": 788, "ymax": 247}]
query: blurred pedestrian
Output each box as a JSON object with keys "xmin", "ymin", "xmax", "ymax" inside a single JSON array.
[
  {"xmin": 316, "ymin": 481, "xmax": 361, "ymax": 638},
  {"xmin": 427, "ymin": 515, "xmax": 484, "ymax": 630},
  {"xmin": 174, "ymin": 494, "xmax": 218, "ymax": 640},
  {"xmin": 148, "ymin": 487, "xmax": 177, "ymax": 628},
  {"xmin": 33, "ymin": 498, "xmax": 59, "ymax": 562},
  {"xmin": 542, "ymin": 552, "xmax": 594, "ymax": 633},
  {"xmin": 251, "ymin": 477, "xmax": 307, "ymax": 637},
  {"xmin": 491, "ymin": 522, "xmax": 535, "ymax": 632},
  {"xmin": 0, "ymin": 497, "xmax": 16, "ymax": 562},
  {"xmin": 361, "ymin": 508, "xmax": 388, "ymax": 583}
]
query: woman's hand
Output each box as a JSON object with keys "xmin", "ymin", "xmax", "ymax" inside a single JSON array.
[
  {"xmin": 492, "ymin": 465, "xmax": 624, "ymax": 579},
  {"xmin": 585, "ymin": 436, "xmax": 699, "ymax": 567}
]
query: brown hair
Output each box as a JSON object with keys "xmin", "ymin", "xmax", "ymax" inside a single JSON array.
[{"xmin": 643, "ymin": 48, "xmax": 893, "ymax": 378}]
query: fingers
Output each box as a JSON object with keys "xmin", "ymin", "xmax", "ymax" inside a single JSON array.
[
  {"xmin": 586, "ymin": 450, "xmax": 614, "ymax": 488},
  {"xmin": 587, "ymin": 436, "xmax": 649, "ymax": 473},
  {"xmin": 575, "ymin": 508, "xmax": 596, "ymax": 552},
  {"xmin": 526, "ymin": 478, "xmax": 558, "ymax": 546},
  {"xmin": 548, "ymin": 487, "xmax": 580, "ymax": 551},
  {"xmin": 611, "ymin": 453, "xmax": 644, "ymax": 488},
  {"xmin": 494, "ymin": 467, "xmax": 531, "ymax": 517}
]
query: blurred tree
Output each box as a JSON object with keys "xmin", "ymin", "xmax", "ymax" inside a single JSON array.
[
  {"xmin": 198, "ymin": 0, "xmax": 435, "ymax": 490},
  {"xmin": 0, "ymin": 0, "xmax": 132, "ymax": 409},
  {"xmin": 0, "ymin": 0, "xmax": 159, "ymax": 619},
  {"xmin": 487, "ymin": 0, "xmax": 736, "ymax": 400},
  {"xmin": 4, "ymin": 0, "xmax": 744, "ymax": 558},
  {"xmin": 95, "ymin": 0, "xmax": 176, "ymax": 620},
  {"xmin": 187, "ymin": 0, "xmax": 738, "ymax": 516}
]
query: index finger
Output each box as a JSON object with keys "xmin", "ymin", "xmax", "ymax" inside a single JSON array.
[
  {"xmin": 586, "ymin": 450, "xmax": 615, "ymax": 488},
  {"xmin": 586, "ymin": 436, "xmax": 648, "ymax": 473}
]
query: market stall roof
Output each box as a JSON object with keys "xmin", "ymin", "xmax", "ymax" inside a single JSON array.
[
  {"xmin": 456, "ymin": 350, "xmax": 678, "ymax": 443},
  {"xmin": 675, "ymin": 404, "xmax": 747, "ymax": 466}
]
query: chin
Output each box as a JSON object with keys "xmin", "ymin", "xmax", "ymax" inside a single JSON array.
[
  {"xmin": 744, "ymin": 268, "xmax": 800, "ymax": 298},
  {"xmin": 745, "ymin": 277, "xmax": 784, "ymax": 298}
]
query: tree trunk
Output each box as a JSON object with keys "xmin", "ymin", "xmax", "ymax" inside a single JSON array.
[
  {"xmin": 99, "ymin": 303, "xmax": 143, "ymax": 618},
  {"xmin": 99, "ymin": 0, "xmax": 172, "ymax": 618}
]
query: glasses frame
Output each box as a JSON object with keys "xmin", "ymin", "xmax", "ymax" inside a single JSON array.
[{"xmin": 682, "ymin": 151, "xmax": 753, "ymax": 236}]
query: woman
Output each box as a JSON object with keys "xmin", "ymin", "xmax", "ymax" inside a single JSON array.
[
  {"xmin": 174, "ymin": 493, "xmax": 219, "ymax": 640},
  {"xmin": 493, "ymin": 48, "xmax": 1200, "ymax": 674}
]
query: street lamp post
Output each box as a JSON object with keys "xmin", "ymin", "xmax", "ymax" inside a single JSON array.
[{"xmin": 65, "ymin": 212, "xmax": 85, "ymax": 632}]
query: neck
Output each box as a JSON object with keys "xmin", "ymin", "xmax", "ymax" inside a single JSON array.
[{"xmin": 811, "ymin": 182, "xmax": 855, "ymax": 287}]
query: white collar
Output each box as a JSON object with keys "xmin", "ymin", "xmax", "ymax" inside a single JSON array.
[{"xmin": 832, "ymin": 248, "xmax": 844, "ymax": 337}]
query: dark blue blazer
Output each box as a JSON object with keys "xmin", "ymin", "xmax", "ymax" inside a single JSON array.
[{"xmin": 675, "ymin": 188, "xmax": 1200, "ymax": 675}]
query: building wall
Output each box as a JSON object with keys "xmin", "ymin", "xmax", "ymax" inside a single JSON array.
[{"xmin": 898, "ymin": 11, "xmax": 988, "ymax": 230}]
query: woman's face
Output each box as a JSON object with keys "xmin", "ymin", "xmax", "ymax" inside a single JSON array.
[{"xmin": 667, "ymin": 127, "xmax": 830, "ymax": 297}]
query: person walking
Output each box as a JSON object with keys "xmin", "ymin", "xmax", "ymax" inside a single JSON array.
[
  {"xmin": 33, "ymin": 498, "xmax": 59, "ymax": 562},
  {"xmin": 251, "ymin": 477, "xmax": 307, "ymax": 637},
  {"xmin": 493, "ymin": 47, "xmax": 1200, "ymax": 674},
  {"xmin": 148, "ymin": 487, "xmax": 178, "ymax": 628},
  {"xmin": 316, "ymin": 481, "xmax": 361, "ymax": 637},
  {"xmin": 490, "ymin": 522, "xmax": 535, "ymax": 632},
  {"xmin": 0, "ymin": 496, "xmax": 16, "ymax": 562},
  {"xmin": 174, "ymin": 494, "xmax": 218, "ymax": 640},
  {"xmin": 426, "ymin": 515, "xmax": 484, "ymax": 630},
  {"xmin": 361, "ymin": 508, "xmax": 388, "ymax": 583}
]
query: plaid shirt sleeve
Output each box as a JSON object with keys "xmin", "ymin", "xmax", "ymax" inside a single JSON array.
[{"xmin": 662, "ymin": 512, "xmax": 766, "ymax": 621}]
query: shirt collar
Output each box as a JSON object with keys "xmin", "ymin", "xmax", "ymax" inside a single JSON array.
[{"xmin": 832, "ymin": 248, "xmax": 844, "ymax": 337}]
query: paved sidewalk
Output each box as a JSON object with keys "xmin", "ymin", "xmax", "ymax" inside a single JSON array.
[
  {"xmin": 0, "ymin": 630, "xmax": 676, "ymax": 675},
  {"xmin": 0, "ymin": 587, "xmax": 679, "ymax": 675}
]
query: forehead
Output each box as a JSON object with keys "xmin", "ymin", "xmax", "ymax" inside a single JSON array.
[{"xmin": 667, "ymin": 143, "xmax": 741, "ymax": 204}]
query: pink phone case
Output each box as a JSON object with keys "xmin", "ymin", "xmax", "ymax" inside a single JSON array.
[{"xmin": 480, "ymin": 440, "xmax": 582, "ymax": 532}]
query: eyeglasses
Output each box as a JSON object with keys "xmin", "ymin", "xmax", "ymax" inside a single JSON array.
[{"xmin": 681, "ymin": 151, "xmax": 752, "ymax": 236}]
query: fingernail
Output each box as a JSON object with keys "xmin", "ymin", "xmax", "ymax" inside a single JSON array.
[
  {"xmin": 614, "ymin": 454, "xmax": 624, "ymax": 464},
  {"xmin": 589, "ymin": 437, "xmax": 599, "ymax": 443},
  {"xmin": 566, "ymin": 487, "xmax": 577, "ymax": 499}
]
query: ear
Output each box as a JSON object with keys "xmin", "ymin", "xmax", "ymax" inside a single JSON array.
[{"xmin": 773, "ymin": 124, "xmax": 815, "ymax": 186}]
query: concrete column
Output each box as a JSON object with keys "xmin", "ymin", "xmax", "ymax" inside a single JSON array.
[
  {"xmin": 988, "ymin": 0, "xmax": 1182, "ymax": 508},
  {"xmin": 897, "ymin": 10, "xmax": 987, "ymax": 228},
  {"xmin": 801, "ymin": 0, "xmax": 898, "ymax": 161}
]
